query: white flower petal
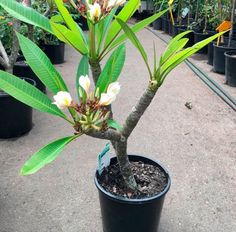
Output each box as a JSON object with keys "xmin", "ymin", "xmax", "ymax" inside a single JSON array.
[
  {"xmin": 99, "ymin": 93, "xmax": 115, "ymax": 106},
  {"xmin": 107, "ymin": 82, "xmax": 121, "ymax": 96},
  {"xmin": 52, "ymin": 91, "xmax": 72, "ymax": 109},
  {"xmin": 79, "ymin": 75, "xmax": 90, "ymax": 94},
  {"xmin": 88, "ymin": 3, "xmax": 101, "ymax": 22}
]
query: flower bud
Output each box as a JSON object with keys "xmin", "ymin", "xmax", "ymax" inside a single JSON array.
[
  {"xmin": 98, "ymin": 93, "xmax": 116, "ymax": 106},
  {"xmin": 107, "ymin": 82, "xmax": 121, "ymax": 96},
  {"xmin": 79, "ymin": 75, "xmax": 90, "ymax": 94},
  {"xmin": 88, "ymin": 2, "xmax": 101, "ymax": 23},
  {"xmin": 107, "ymin": 0, "xmax": 126, "ymax": 8},
  {"xmin": 52, "ymin": 91, "xmax": 72, "ymax": 109}
]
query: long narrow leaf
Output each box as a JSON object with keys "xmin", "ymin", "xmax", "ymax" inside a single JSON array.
[
  {"xmin": 96, "ymin": 44, "xmax": 126, "ymax": 94},
  {"xmin": 116, "ymin": 18, "xmax": 152, "ymax": 77},
  {"xmin": 51, "ymin": 22, "xmax": 88, "ymax": 55},
  {"xmin": 107, "ymin": 9, "xmax": 168, "ymax": 52},
  {"xmin": 21, "ymin": 135, "xmax": 80, "ymax": 175},
  {"xmin": 0, "ymin": 0, "xmax": 53, "ymax": 33},
  {"xmin": 0, "ymin": 71, "xmax": 66, "ymax": 119},
  {"xmin": 16, "ymin": 32, "xmax": 68, "ymax": 94},
  {"xmin": 104, "ymin": 0, "xmax": 140, "ymax": 49},
  {"xmin": 76, "ymin": 55, "xmax": 89, "ymax": 99}
]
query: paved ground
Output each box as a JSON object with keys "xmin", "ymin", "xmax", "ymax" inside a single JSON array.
[{"xmin": 0, "ymin": 27, "xmax": 235, "ymax": 232}]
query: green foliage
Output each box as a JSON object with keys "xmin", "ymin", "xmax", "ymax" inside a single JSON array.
[
  {"xmin": 96, "ymin": 44, "xmax": 126, "ymax": 94},
  {"xmin": 16, "ymin": 32, "xmax": 68, "ymax": 94},
  {"xmin": 0, "ymin": 71, "xmax": 67, "ymax": 119},
  {"xmin": 21, "ymin": 135, "xmax": 80, "ymax": 175},
  {"xmin": 108, "ymin": 119, "xmax": 122, "ymax": 131}
]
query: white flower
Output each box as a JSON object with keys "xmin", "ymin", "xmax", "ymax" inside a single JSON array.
[
  {"xmin": 52, "ymin": 91, "xmax": 72, "ymax": 109},
  {"xmin": 88, "ymin": 2, "xmax": 101, "ymax": 22},
  {"xmin": 79, "ymin": 75, "xmax": 90, "ymax": 94},
  {"xmin": 99, "ymin": 93, "xmax": 116, "ymax": 106},
  {"xmin": 107, "ymin": 82, "xmax": 121, "ymax": 96},
  {"xmin": 99, "ymin": 82, "xmax": 120, "ymax": 106},
  {"xmin": 107, "ymin": 0, "xmax": 126, "ymax": 8},
  {"xmin": 22, "ymin": 0, "xmax": 28, "ymax": 6}
]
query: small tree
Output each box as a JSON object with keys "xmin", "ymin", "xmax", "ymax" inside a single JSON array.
[{"xmin": 228, "ymin": 0, "xmax": 236, "ymax": 47}]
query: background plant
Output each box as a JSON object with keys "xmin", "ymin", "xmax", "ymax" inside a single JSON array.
[{"xmin": 0, "ymin": 0, "xmax": 223, "ymax": 191}]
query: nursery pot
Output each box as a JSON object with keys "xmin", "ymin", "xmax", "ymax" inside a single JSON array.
[
  {"xmin": 207, "ymin": 42, "xmax": 215, "ymax": 65},
  {"xmin": 225, "ymin": 51, "xmax": 236, "ymax": 87},
  {"xmin": 76, "ymin": 17, "xmax": 89, "ymax": 31},
  {"xmin": 172, "ymin": 25, "xmax": 185, "ymax": 37},
  {"xmin": 95, "ymin": 155, "xmax": 171, "ymax": 232},
  {"xmin": 213, "ymin": 43, "xmax": 236, "ymax": 74},
  {"xmin": 162, "ymin": 18, "xmax": 169, "ymax": 34},
  {"xmin": 194, "ymin": 31, "xmax": 214, "ymax": 54},
  {"xmin": 0, "ymin": 78, "xmax": 35, "ymax": 139},
  {"xmin": 13, "ymin": 59, "xmax": 46, "ymax": 93},
  {"xmin": 168, "ymin": 20, "xmax": 173, "ymax": 36},
  {"xmin": 42, "ymin": 43, "xmax": 65, "ymax": 65},
  {"xmin": 153, "ymin": 18, "xmax": 162, "ymax": 30},
  {"xmin": 178, "ymin": 27, "xmax": 194, "ymax": 48}
]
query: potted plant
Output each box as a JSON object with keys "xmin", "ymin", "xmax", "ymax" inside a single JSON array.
[
  {"xmin": 0, "ymin": 4, "xmax": 35, "ymax": 138},
  {"xmin": 32, "ymin": 0, "xmax": 65, "ymax": 65},
  {"xmin": 0, "ymin": 0, "xmax": 223, "ymax": 231},
  {"xmin": 213, "ymin": 0, "xmax": 236, "ymax": 74},
  {"xmin": 224, "ymin": 0, "xmax": 236, "ymax": 86}
]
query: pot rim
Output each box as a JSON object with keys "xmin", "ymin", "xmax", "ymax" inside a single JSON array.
[
  {"xmin": 224, "ymin": 51, "xmax": 236, "ymax": 58},
  {"xmin": 94, "ymin": 154, "xmax": 171, "ymax": 204},
  {"xmin": 213, "ymin": 43, "xmax": 236, "ymax": 49}
]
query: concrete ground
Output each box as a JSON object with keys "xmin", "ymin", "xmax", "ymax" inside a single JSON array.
[{"xmin": 0, "ymin": 27, "xmax": 235, "ymax": 232}]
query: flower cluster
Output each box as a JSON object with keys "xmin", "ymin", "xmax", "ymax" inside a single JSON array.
[
  {"xmin": 53, "ymin": 75, "xmax": 120, "ymax": 133},
  {"xmin": 75, "ymin": 0, "xmax": 126, "ymax": 23}
]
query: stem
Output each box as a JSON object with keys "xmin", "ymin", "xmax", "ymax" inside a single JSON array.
[
  {"xmin": 0, "ymin": 41, "xmax": 10, "ymax": 69},
  {"xmin": 203, "ymin": 0, "xmax": 208, "ymax": 33}
]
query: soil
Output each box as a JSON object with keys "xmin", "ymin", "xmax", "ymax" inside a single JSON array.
[{"xmin": 98, "ymin": 161, "xmax": 168, "ymax": 199}]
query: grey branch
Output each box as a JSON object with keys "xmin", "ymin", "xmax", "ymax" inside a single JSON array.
[
  {"xmin": 0, "ymin": 40, "xmax": 9, "ymax": 69},
  {"xmin": 122, "ymin": 84, "xmax": 158, "ymax": 138},
  {"xmin": 86, "ymin": 129, "xmax": 124, "ymax": 142}
]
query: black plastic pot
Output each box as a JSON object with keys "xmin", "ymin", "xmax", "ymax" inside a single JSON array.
[
  {"xmin": 178, "ymin": 27, "xmax": 194, "ymax": 48},
  {"xmin": 162, "ymin": 18, "xmax": 169, "ymax": 34},
  {"xmin": 153, "ymin": 18, "xmax": 162, "ymax": 30},
  {"xmin": 207, "ymin": 42, "xmax": 215, "ymax": 65},
  {"xmin": 41, "ymin": 43, "xmax": 65, "ymax": 65},
  {"xmin": 225, "ymin": 51, "xmax": 236, "ymax": 87},
  {"xmin": 0, "ymin": 78, "xmax": 35, "ymax": 138},
  {"xmin": 13, "ymin": 59, "xmax": 46, "ymax": 93},
  {"xmin": 172, "ymin": 24, "xmax": 185, "ymax": 37},
  {"xmin": 194, "ymin": 31, "xmax": 214, "ymax": 54},
  {"xmin": 168, "ymin": 20, "xmax": 173, "ymax": 36},
  {"xmin": 76, "ymin": 17, "xmax": 89, "ymax": 31},
  {"xmin": 95, "ymin": 155, "xmax": 171, "ymax": 232},
  {"xmin": 213, "ymin": 43, "xmax": 236, "ymax": 74}
]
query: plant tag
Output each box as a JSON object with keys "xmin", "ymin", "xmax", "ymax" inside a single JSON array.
[
  {"xmin": 97, "ymin": 143, "xmax": 111, "ymax": 176},
  {"xmin": 182, "ymin": 7, "xmax": 189, "ymax": 18}
]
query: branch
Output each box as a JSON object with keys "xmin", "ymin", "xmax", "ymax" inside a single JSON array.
[
  {"xmin": 122, "ymin": 82, "xmax": 158, "ymax": 138},
  {"xmin": 86, "ymin": 129, "xmax": 124, "ymax": 142},
  {"xmin": 0, "ymin": 40, "xmax": 10, "ymax": 69}
]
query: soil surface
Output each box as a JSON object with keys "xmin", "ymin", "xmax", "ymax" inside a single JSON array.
[{"xmin": 98, "ymin": 161, "xmax": 168, "ymax": 199}]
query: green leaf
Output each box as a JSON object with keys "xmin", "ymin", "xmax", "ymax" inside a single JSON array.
[
  {"xmin": 16, "ymin": 32, "xmax": 68, "ymax": 94},
  {"xmin": 96, "ymin": 44, "xmax": 126, "ymax": 94},
  {"xmin": 116, "ymin": 18, "xmax": 152, "ymax": 77},
  {"xmin": 76, "ymin": 55, "xmax": 89, "ymax": 100},
  {"xmin": 107, "ymin": 9, "xmax": 168, "ymax": 52},
  {"xmin": 160, "ymin": 32, "xmax": 225, "ymax": 82},
  {"xmin": 161, "ymin": 31, "xmax": 192, "ymax": 64},
  {"xmin": 0, "ymin": 71, "xmax": 66, "ymax": 119},
  {"xmin": 50, "ymin": 22, "xmax": 88, "ymax": 55},
  {"xmin": 108, "ymin": 119, "xmax": 122, "ymax": 131},
  {"xmin": 0, "ymin": 0, "xmax": 53, "ymax": 33},
  {"xmin": 50, "ymin": 14, "xmax": 64, "ymax": 23},
  {"xmin": 104, "ymin": 0, "xmax": 140, "ymax": 49},
  {"xmin": 21, "ymin": 135, "xmax": 79, "ymax": 175}
]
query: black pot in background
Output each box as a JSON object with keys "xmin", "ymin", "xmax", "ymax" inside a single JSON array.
[
  {"xmin": 213, "ymin": 43, "xmax": 236, "ymax": 74},
  {"xmin": 225, "ymin": 51, "xmax": 236, "ymax": 87},
  {"xmin": 95, "ymin": 155, "xmax": 171, "ymax": 232},
  {"xmin": 76, "ymin": 16, "xmax": 89, "ymax": 31},
  {"xmin": 207, "ymin": 42, "xmax": 215, "ymax": 65},
  {"xmin": 163, "ymin": 18, "xmax": 169, "ymax": 34},
  {"xmin": 178, "ymin": 27, "xmax": 194, "ymax": 48},
  {"xmin": 13, "ymin": 59, "xmax": 46, "ymax": 93},
  {"xmin": 153, "ymin": 18, "xmax": 162, "ymax": 30},
  {"xmin": 41, "ymin": 43, "xmax": 65, "ymax": 65},
  {"xmin": 168, "ymin": 20, "xmax": 174, "ymax": 36},
  {"xmin": 172, "ymin": 24, "xmax": 186, "ymax": 37},
  {"xmin": 0, "ymin": 78, "xmax": 35, "ymax": 139},
  {"xmin": 194, "ymin": 31, "xmax": 215, "ymax": 54},
  {"xmin": 222, "ymin": 36, "xmax": 236, "ymax": 46}
]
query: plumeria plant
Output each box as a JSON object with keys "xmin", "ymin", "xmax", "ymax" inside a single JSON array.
[{"xmin": 0, "ymin": 0, "xmax": 224, "ymax": 191}]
